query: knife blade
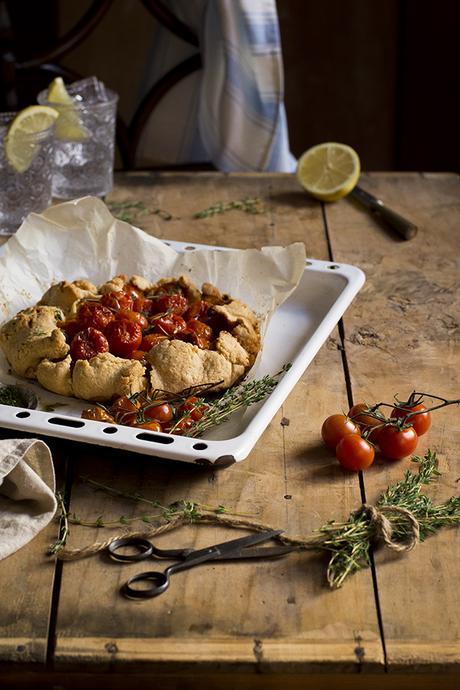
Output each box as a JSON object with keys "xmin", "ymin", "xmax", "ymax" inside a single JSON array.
[{"xmin": 350, "ymin": 185, "xmax": 418, "ymax": 240}]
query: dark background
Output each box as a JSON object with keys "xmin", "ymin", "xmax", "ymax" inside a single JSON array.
[{"xmin": 1, "ymin": 0, "xmax": 459, "ymax": 172}]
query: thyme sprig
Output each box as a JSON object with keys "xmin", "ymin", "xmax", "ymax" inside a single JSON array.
[
  {"xmin": 107, "ymin": 200, "xmax": 172, "ymax": 224},
  {"xmin": 48, "ymin": 451, "xmax": 460, "ymax": 587},
  {"xmin": 193, "ymin": 198, "xmax": 265, "ymax": 219},
  {"xmin": 187, "ymin": 365, "xmax": 291, "ymax": 437},
  {"xmin": 321, "ymin": 450, "xmax": 460, "ymax": 587}
]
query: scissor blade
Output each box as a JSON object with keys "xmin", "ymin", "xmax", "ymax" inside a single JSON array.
[
  {"xmin": 184, "ymin": 529, "xmax": 283, "ymax": 564},
  {"xmin": 212, "ymin": 545, "xmax": 293, "ymax": 560}
]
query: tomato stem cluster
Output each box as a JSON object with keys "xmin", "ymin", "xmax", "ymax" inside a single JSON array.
[{"xmin": 323, "ymin": 390, "xmax": 459, "ymax": 471}]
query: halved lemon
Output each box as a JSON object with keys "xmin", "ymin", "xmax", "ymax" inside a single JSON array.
[
  {"xmin": 5, "ymin": 105, "xmax": 58, "ymax": 173},
  {"xmin": 47, "ymin": 77, "xmax": 89, "ymax": 141},
  {"xmin": 296, "ymin": 142, "xmax": 360, "ymax": 202}
]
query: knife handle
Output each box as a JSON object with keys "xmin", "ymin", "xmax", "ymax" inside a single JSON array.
[{"xmin": 370, "ymin": 202, "xmax": 418, "ymax": 240}]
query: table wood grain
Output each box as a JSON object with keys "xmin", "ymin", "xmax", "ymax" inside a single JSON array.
[{"xmin": 0, "ymin": 172, "xmax": 459, "ymax": 690}]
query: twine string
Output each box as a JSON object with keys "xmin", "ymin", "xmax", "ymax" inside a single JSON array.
[{"xmin": 53, "ymin": 504, "xmax": 420, "ymax": 561}]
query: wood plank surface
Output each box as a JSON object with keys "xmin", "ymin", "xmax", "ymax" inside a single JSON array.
[
  {"xmin": 325, "ymin": 172, "xmax": 460, "ymax": 671},
  {"xmin": 1, "ymin": 172, "xmax": 458, "ymax": 689},
  {"xmin": 49, "ymin": 173, "xmax": 383, "ymax": 674}
]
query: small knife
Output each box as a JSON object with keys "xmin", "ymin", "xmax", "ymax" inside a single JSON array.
[{"xmin": 350, "ymin": 185, "xmax": 418, "ymax": 240}]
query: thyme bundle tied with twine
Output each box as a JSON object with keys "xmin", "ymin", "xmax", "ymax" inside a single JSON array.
[{"xmin": 49, "ymin": 450, "xmax": 460, "ymax": 588}]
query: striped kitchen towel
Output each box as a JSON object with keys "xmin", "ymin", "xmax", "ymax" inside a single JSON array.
[{"xmin": 137, "ymin": 0, "xmax": 296, "ymax": 172}]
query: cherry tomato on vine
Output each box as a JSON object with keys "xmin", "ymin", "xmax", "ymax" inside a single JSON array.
[
  {"xmin": 321, "ymin": 414, "xmax": 360, "ymax": 450},
  {"xmin": 70, "ymin": 327, "xmax": 109, "ymax": 360},
  {"xmin": 132, "ymin": 420, "xmax": 163, "ymax": 432},
  {"xmin": 378, "ymin": 425, "xmax": 418, "ymax": 460},
  {"xmin": 348, "ymin": 402, "xmax": 384, "ymax": 442},
  {"xmin": 143, "ymin": 402, "xmax": 174, "ymax": 424},
  {"xmin": 178, "ymin": 396, "xmax": 209, "ymax": 421},
  {"xmin": 335, "ymin": 434, "xmax": 375, "ymax": 471},
  {"xmin": 390, "ymin": 403, "xmax": 432, "ymax": 436},
  {"xmin": 110, "ymin": 396, "xmax": 140, "ymax": 425},
  {"xmin": 105, "ymin": 319, "xmax": 142, "ymax": 357}
]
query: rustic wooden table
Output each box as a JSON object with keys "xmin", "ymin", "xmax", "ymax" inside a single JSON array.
[{"xmin": 0, "ymin": 172, "xmax": 459, "ymax": 690}]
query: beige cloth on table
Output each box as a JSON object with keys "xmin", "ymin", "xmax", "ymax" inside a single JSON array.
[{"xmin": 0, "ymin": 438, "xmax": 57, "ymax": 560}]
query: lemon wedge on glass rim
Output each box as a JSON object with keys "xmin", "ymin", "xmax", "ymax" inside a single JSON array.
[
  {"xmin": 296, "ymin": 142, "xmax": 361, "ymax": 202},
  {"xmin": 46, "ymin": 77, "xmax": 89, "ymax": 141},
  {"xmin": 5, "ymin": 105, "xmax": 58, "ymax": 173}
]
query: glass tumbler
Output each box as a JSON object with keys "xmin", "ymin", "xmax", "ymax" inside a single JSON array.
[
  {"xmin": 37, "ymin": 83, "xmax": 118, "ymax": 199},
  {"xmin": 0, "ymin": 112, "xmax": 55, "ymax": 236}
]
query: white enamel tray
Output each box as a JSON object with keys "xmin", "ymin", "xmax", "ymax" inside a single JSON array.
[{"xmin": 0, "ymin": 240, "xmax": 365, "ymax": 467}]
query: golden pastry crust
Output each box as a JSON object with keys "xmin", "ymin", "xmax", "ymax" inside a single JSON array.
[
  {"xmin": 212, "ymin": 300, "xmax": 261, "ymax": 363},
  {"xmin": 0, "ymin": 273, "xmax": 260, "ymax": 404},
  {"xmin": 72, "ymin": 352, "xmax": 147, "ymax": 401},
  {"xmin": 98, "ymin": 274, "xmax": 128, "ymax": 294},
  {"xmin": 39, "ymin": 280, "xmax": 98, "ymax": 317},
  {"xmin": 152, "ymin": 275, "xmax": 201, "ymax": 302},
  {"xmin": 36, "ymin": 354, "xmax": 74, "ymax": 397},
  {"xmin": 148, "ymin": 335, "xmax": 248, "ymax": 393},
  {"xmin": 0, "ymin": 306, "xmax": 68, "ymax": 378}
]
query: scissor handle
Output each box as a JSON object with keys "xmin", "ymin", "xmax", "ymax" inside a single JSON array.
[
  {"xmin": 121, "ymin": 570, "xmax": 170, "ymax": 599},
  {"xmin": 108, "ymin": 537, "xmax": 194, "ymax": 563},
  {"xmin": 109, "ymin": 537, "xmax": 153, "ymax": 562}
]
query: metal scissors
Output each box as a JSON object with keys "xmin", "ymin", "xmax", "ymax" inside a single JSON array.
[{"xmin": 108, "ymin": 529, "xmax": 292, "ymax": 599}]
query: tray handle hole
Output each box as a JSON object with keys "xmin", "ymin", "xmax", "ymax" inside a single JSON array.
[
  {"xmin": 102, "ymin": 427, "xmax": 118, "ymax": 434},
  {"xmin": 184, "ymin": 245, "xmax": 196, "ymax": 250},
  {"xmin": 47, "ymin": 417, "xmax": 85, "ymax": 428},
  {"xmin": 305, "ymin": 260, "xmax": 313, "ymax": 266},
  {"xmin": 136, "ymin": 432, "xmax": 174, "ymax": 445},
  {"xmin": 16, "ymin": 411, "xmax": 31, "ymax": 419},
  {"xmin": 327, "ymin": 264, "xmax": 340, "ymax": 270},
  {"xmin": 193, "ymin": 442, "xmax": 208, "ymax": 450}
]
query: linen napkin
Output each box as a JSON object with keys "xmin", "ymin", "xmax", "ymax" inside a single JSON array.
[{"xmin": 0, "ymin": 438, "xmax": 57, "ymax": 560}]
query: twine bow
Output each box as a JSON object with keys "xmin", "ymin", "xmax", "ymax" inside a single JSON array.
[{"xmin": 359, "ymin": 503, "xmax": 420, "ymax": 552}]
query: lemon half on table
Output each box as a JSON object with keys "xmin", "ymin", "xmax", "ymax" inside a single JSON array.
[
  {"xmin": 5, "ymin": 105, "xmax": 58, "ymax": 173},
  {"xmin": 296, "ymin": 142, "xmax": 361, "ymax": 202},
  {"xmin": 46, "ymin": 77, "xmax": 89, "ymax": 141}
]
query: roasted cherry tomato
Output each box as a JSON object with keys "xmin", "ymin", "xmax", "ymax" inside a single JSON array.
[
  {"xmin": 123, "ymin": 285, "xmax": 140, "ymax": 300},
  {"xmin": 76, "ymin": 302, "xmax": 115, "ymax": 331},
  {"xmin": 186, "ymin": 300, "xmax": 210, "ymax": 321},
  {"xmin": 143, "ymin": 402, "xmax": 174, "ymax": 424},
  {"xmin": 150, "ymin": 294, "xmax": 189, "ymax": 316},
  {"xmin": 132, "ymin": 296, "xmax": 151, "ymax": 313},
  {"xmin": 140, "ymin": 333, "xmax": 168, "ymax": 351},
  {"xmin": 151, "ymin": 314, "xmax": 187, "ymax": 337},
  {"xmin": 335, "ymin": 434, "xmax": 375, "ymax": 471},
  {"xmin": 180, "ymin": 320, "xmax": 213, "ymax": 349},
  {"xmin": 167, "ymin": 417, "xmax": 193, "ymax": 434},
  {"xmin": 117, "ymin": 309, "xmax": 148, "ymax": 330},
  {"xmin": 378, "ymin": 425, "xmax": 418, "ymax": 460},
  {"xmin": 60, "ymin": 319, "xmax": 81, "ymax": 342},
  {"xmin": 110, "ymin": 396, "xmax": 140, "ymax": 425},
  {"xmin": 70, "ymin": 327, "xmax": 109, "ymax": 361},
  {"xmin": 321, "ymin": 414, "xmax": 360, "ymax": 450},
  {"xmin": 101, "ymin": 290, "xmax": 133, "ymax": 311},
  {"xmin": 178, "ymin": 396, "xmax": 209, "ymax": 422},
  {"xmin": 390, "ymin": 403, "xmax": 432, "ymax": 436},
  {"xmin": 130, "ymin": 349, "xmax": 149, "ymax": 364},
  {"xmin": 105, "ymin": 319, "xmax": 142, "ymax": 357},
  {"xmin": 132, "ymin": 420, "xmax": 163, "ymax": 432}
]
